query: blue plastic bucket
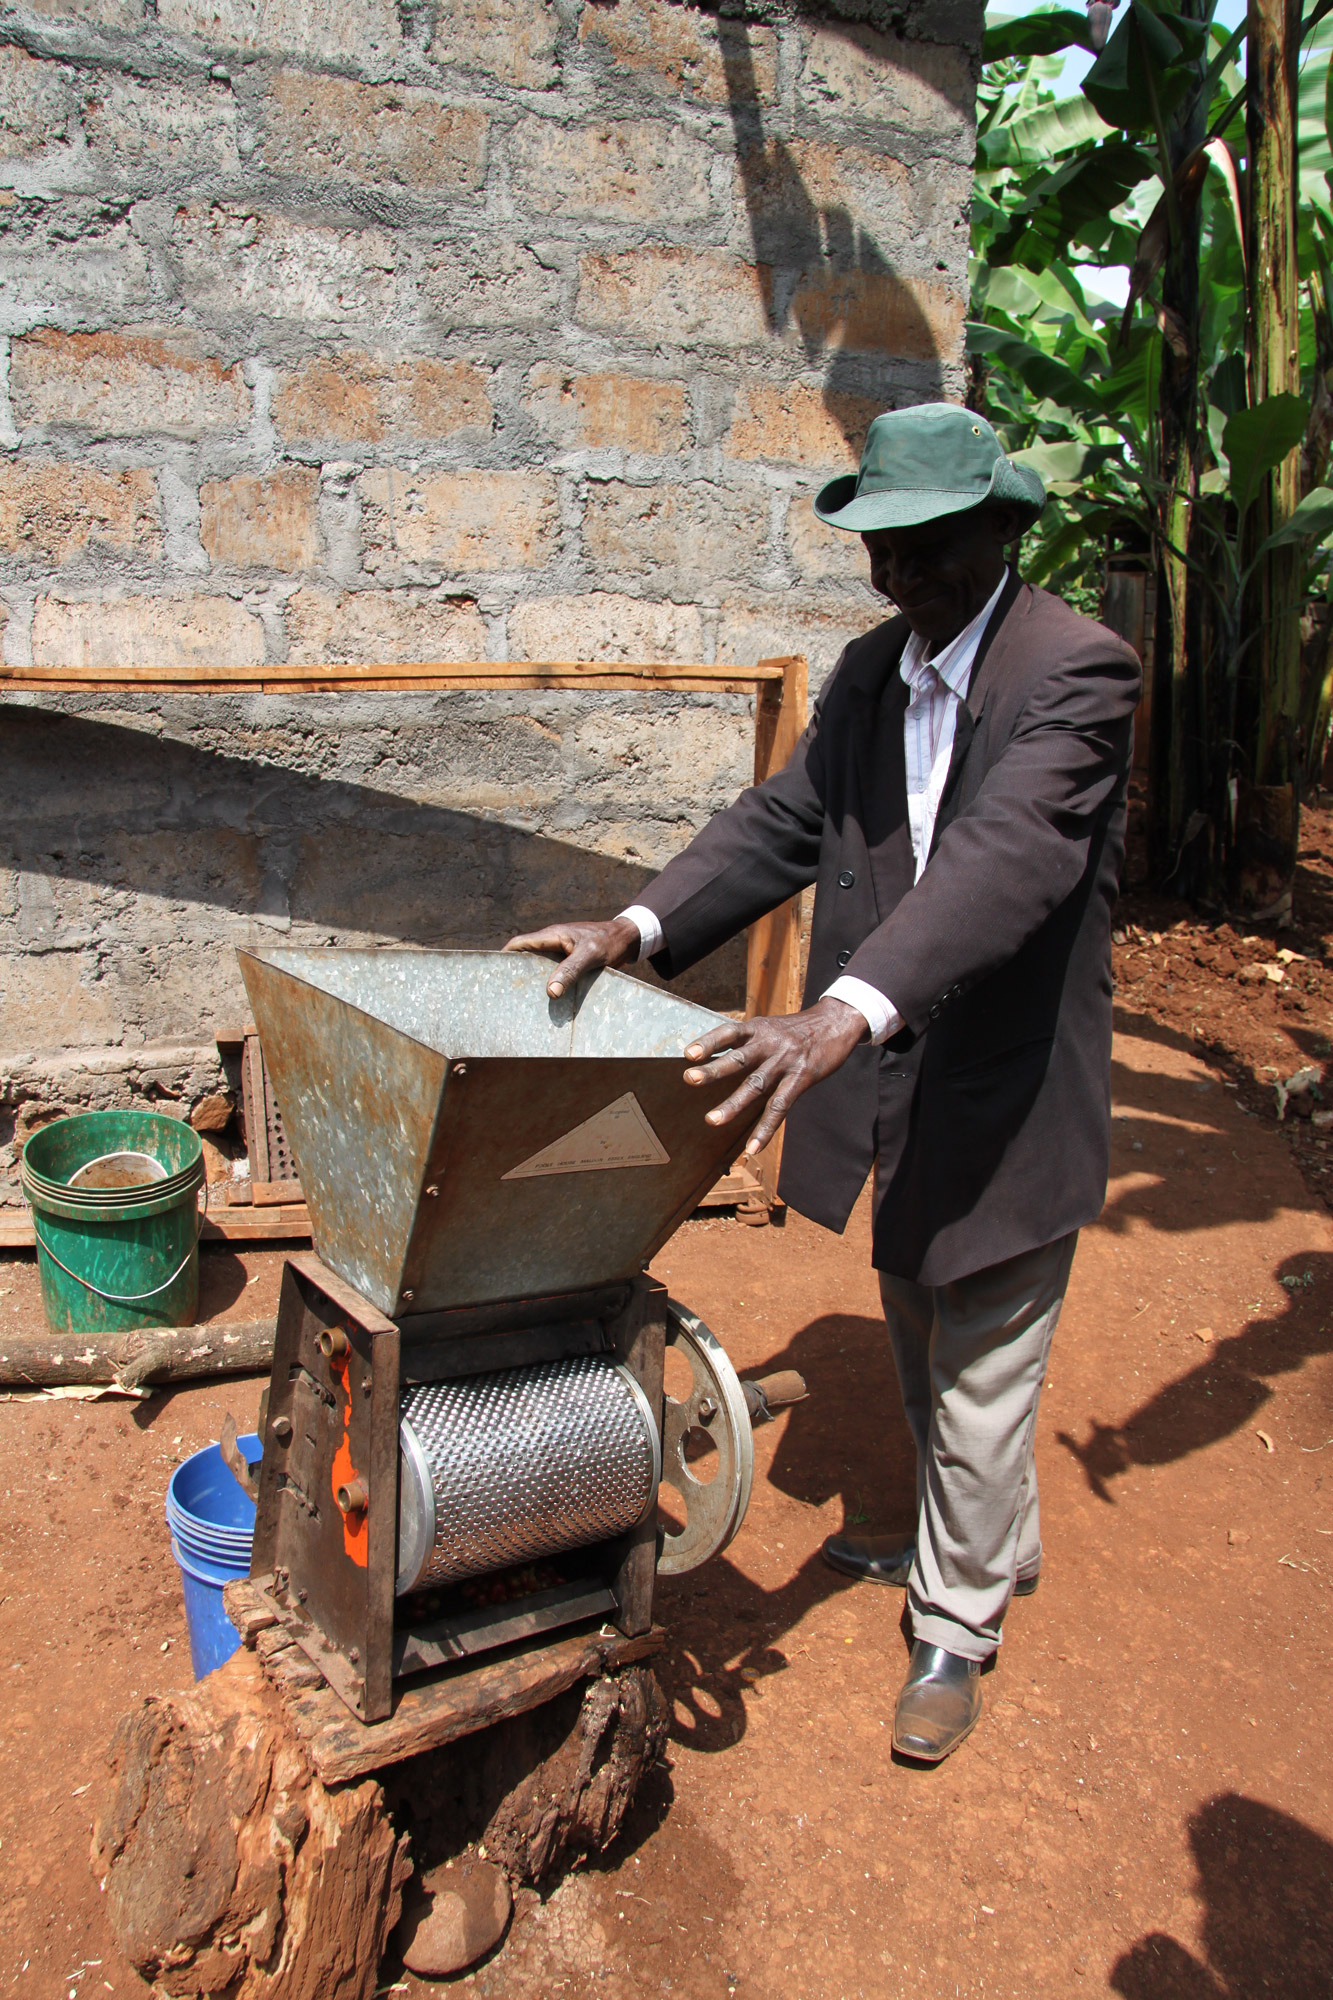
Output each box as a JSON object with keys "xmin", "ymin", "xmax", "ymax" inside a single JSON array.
[
  {"xmin": 171, "ymin": 1538, "xmax": 251, "ymax": 1680},
  {"xmin": 165, "ymin": 1434, "xmax": 261, "ymax": 1679}
]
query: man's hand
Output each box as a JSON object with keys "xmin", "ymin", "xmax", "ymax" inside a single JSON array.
[
  {"xmin": 503, "ymin": 915, "xmax": 641, "ymax": 998},
  {"xmin": 682, "ymin": 996, "xmax": 868, "ymax": 1155}
]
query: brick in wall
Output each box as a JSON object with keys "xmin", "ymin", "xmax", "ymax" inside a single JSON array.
[
  {"xmin": 524, "ymin": 365, "xmax": 688, "ymax": 455},
  {"xmin": 582, "ymin": 481, "xmax": 771, "ymax": 586},
  {"xmin": 786, "ymin": 494, "xmax": 871, "ymax": 583},
  {"xmin": 157, "ymin": 0, "xmax": 403, "ymax": 66},
  {"xmin": 576, "ymin": 247, "xmax": 772, "ymax": 349},
  {"xmin": 428, "ymin": 0, "xmax": 562, "ymax": 91},
  {"xmin": 360, "ymin": 469, "xmax": 560, "ymax": 575},
  {"xmin": 0, "ymin": 207, "xmax": 153, "ymax": 329},
  {"xmin": 716, "ymin": 593, "xmax": 880, "ymax": 681},
  {"xmin": 787, "ymin": 266, "xmax": 965, "ymax": 362},
  {"xmin": 797, "ymin": 22, "xmax": 976, "ymax": 144},
  {"xmin": 80, "ymin": 73, "xmax": 243, "ymax": 181},
  {"xmin": 508, "ymin": 118, "xmax": 716, "ymax": 225},
  {"xmin": 0, "ymin": 461, "xmax": 159, "ymax": 563},
  {"xmin": 30, "ymin": 593, "xmax": 265, "ymax": 667},
  {"xmin": 258, "ymin": 74, "xmax": 488, "ymax": 194},
  {"xmin": 10, "ymin": 330, "xmax": 250, "ymax": 437},
  {"xmin": 424, "ymin": 240, "xmax": 561, "ymax": 331},
  {"xmin": 508, "ymin": 591, "xmax": 705, "ymax": 664},
  {"xmin": 286, "ymin": 587, "xmax": 488, "ymax": 664},
  {"xmin": 200, "ymin": 467, "xmax": 321, "ymax": 573},
  {"xmin": 724, "ymin": 383, "xmax": 876, "ymax": 468},
  {"xmin": 0, "ymin": 45, "xmax": 70, "ymax": 157},
  {"xmin": 272, "ymin": 354, "xmax": 491, "ymax": 448},
  {"xmin": 169, "ymin": 207, "xmax": 398, "ymax": 327},
  {"xmin": 577, "ymin": 1, "xmax": 779, "ymax": 108}
]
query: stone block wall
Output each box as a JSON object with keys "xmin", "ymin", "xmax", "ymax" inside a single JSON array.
[{"xmin": 0, "ymin": 0, "xmax": 978, "ymax": 1177}]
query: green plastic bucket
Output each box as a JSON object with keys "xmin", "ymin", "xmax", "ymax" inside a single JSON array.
[{"xmin": 20, "ymin": 1110, "xmax": 206, "ymax": 1335}]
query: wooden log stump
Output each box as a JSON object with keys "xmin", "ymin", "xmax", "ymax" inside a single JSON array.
[
  {"xmin": 381, "ymin": 1661, "xmax": 669, "ymax": 1889},
  {"xmin": 91, "ymin": 1646, "xmax": 411, "ymax": 2000},
  {"xmin": 93, "ymin": 1637, "xmax": 667, "ymax": 1994},
  {"xmin": 0, "ymin": 1317, "xmax": 276, "ymax": 1391}
]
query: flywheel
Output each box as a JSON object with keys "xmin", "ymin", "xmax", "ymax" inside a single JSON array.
[{"xmin": 656, "ymin": 1298, "xmax": 754, "ymax": 1576}]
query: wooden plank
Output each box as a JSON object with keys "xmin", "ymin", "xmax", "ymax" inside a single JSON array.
[
  {"xmin": 2, "ymin": 1200, "xmax": 311, "ymax": 1243},
  {"xmin": 1, "ymin": 659, "xmax": 783, "ymax": 690},
  {"xmin": 224, "ymin": 1577, "xmax": 280, "ymax": 1647},
  {"xmin": 200, "ymin": 1204, "xmax": 312, "ymax": 1241},
  {"xmin": 744, "ymin": 655, "xmax": 810, "ymax": 1201},
  {"xmin": 268, "ymin": 1621, "xmax": 667, "ymax": 1785},
  {"xmin": 252, "ymin": 1178, "xmax": 304, "ymax": 1207},
  {"xmin": 241, "ymin": 1033, "xmax": 271, "ymax": 1184}
]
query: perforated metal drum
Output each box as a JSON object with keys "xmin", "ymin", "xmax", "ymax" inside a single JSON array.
[{"xmin": 396, "ymin": 1353, "xmax": 661, "ymax": 1595}]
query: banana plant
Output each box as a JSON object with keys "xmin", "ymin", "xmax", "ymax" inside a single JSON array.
[{"xmin": 973, "ymin": 0, "xmax": 1333, "ymax": 905}]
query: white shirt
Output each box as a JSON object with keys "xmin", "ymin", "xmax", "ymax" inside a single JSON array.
[{"xmin": 620, "ymin": 569, "xmax": 1009, "ymax": 1045}]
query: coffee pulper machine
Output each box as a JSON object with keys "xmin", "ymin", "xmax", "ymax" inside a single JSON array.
[{"xmin": 238, "ymin": 948, "xmax": 791, "ymax": 1724}]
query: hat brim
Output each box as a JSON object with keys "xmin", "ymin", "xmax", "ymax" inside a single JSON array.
[{"xmin": 814, "ymin": 457, "xmax": 1046, "ymax": 534}]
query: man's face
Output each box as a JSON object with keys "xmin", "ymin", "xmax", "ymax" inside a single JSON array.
[{"xmin": 861, "ymin": 504, "xmax": 1020, "ymax": 648}]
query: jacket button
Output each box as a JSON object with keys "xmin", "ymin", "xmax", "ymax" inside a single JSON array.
[
  {"xmin": 928, "ymin": 1002, "xmax": 942, "ymax": 1020},
  {"xmin": 838, "ymin": 869, "xmax": 855, "ymax": 888},
  {"xmin": 836, "ymin": 948, "xmax": 852, "ymax": 968}
]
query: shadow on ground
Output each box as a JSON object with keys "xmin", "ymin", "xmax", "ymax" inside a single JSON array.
[
  {"xmin": 657, "ymin": 1307, "xmax": 915, "ymax": 1753},
  {"xmin": 1111, "ymin": 1794, "xmax": 1333, "ymax": 1999}
]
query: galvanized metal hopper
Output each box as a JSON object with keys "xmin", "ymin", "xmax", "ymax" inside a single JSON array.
[{"xmin": 238, "ymin": 948, "xmax": 750, "ymax": 1317}]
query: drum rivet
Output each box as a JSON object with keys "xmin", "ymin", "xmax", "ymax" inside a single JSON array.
[{"xmin": 698, "ymin": 1398, "xmax": 717, "ymax": 1424}]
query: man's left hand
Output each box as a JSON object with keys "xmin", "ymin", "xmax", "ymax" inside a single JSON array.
[{"xmin": 682, "ymin": 997, "xmax": 868, "ymax": 1155}]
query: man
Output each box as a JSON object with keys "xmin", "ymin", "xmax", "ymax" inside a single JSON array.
[{"xmin": 506, "ymin": 403, "xmax": 1141, "ymax": 1763}]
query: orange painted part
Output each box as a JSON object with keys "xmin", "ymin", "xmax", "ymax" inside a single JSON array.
[{"xmin": 329, "ymin": 1356, "xmax": 369, "ymax": 1568}]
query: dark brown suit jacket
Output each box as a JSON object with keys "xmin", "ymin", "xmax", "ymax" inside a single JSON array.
[{"xmin": 635, "ymin": 575, "xmax": 1142, "ymax": 1284}]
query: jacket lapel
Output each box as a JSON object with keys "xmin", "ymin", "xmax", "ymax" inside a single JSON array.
[
  {"xmin": 846, "ymin": 624, "xmax": 914, "ymax": 922},
  {"xmin": 930, "ymin": 571, "xmax": 1025, "ymax": 847}
]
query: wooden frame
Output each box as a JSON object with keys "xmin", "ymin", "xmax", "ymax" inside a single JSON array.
[{"xmin": 1, "ymin": 653, "xmax": 808, "ymax": 1211}]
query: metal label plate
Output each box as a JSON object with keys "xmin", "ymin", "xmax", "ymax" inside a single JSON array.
[{"xmin": 501, "ymin": 1091, "xmax": 670, "ymax": 1180}]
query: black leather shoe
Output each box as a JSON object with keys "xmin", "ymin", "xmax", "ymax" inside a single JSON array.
[
  {"xmin": 822, "ymin": 1535, "xmax": 1041, "ymax": 1598},
  {"xmin": 821, "ymin": 1533, "xmax": 915, "ymax": 1586},
  {"xmin": 893, "ymin": 1641, "xmax": 983, "ymax": 1762}
]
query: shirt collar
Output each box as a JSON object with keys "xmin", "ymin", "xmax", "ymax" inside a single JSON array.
[{"xmin": 900, "ymin": 567, "xmax": 1010, "ymax": 700}]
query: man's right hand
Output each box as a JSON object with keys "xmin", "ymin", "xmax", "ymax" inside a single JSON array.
[{"xmin": 502, "ymin": 915, "xmax": 642, "ymax": 999}]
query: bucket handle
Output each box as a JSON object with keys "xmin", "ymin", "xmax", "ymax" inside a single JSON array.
[{"xmin": 32, "ymin": 1196, "xmax": 204, "ymax": 1306}]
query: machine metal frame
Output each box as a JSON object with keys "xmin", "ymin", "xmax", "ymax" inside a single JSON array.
[{"xmin": 252, "ymin": 1252, "xmax": 668, "ymax": 1724}]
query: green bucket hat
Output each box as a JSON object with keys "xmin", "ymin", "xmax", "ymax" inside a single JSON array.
[{"xmin": 814, "ymin": 403, "xmax": 1046, "ymax": 534}]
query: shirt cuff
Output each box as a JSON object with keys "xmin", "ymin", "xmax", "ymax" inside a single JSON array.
[
  {"xmin": 617, "ymin": 905, "xmax": 664, "ymax": 962},
  {"xmin": 821, "ymin": 975, "xmax": 902, "ymax": 1046}
]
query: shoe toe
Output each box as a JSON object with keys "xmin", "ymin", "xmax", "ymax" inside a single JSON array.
[{"xmin": 892, "ymin": 1673, "xmax": 981, "ymax": 1762}]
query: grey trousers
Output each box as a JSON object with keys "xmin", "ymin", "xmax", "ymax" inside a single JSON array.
[{"xmin": 879, "ymin": 1230, "xmax": 1078, "ymax": 1662}]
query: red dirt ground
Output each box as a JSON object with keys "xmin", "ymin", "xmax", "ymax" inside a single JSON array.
[{"xmin": 4, "ymin": 915, "xmax": 1333, "ymax": 1995}]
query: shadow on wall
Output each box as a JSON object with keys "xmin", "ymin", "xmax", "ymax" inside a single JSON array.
[
  {"xmin": 722, "ymin": 18, "xmax": 949, "ymax": 445},
  {"xmin": 1111, "ymin": 1794, "xmax": 1333, "ymax": 1998},
  {"xmin": 0, "ymin": 705, "xmax": 747, "ymax": 1014}
]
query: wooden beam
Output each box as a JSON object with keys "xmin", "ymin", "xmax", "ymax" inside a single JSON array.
[
  {"xmin": 744, "ymin": 654, "xmax": 810, "ymax": 1200},
  {"xmin": 225, "ymin": 1584, "xmax": 667, "ymax": 1783},
  {"xmin": 1, "ymin": 658, "xmax": 784, "ymax": 694}
]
